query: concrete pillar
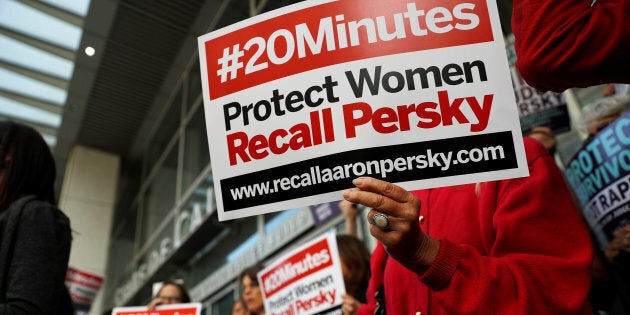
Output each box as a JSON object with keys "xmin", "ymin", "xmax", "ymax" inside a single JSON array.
[{"xmin": 58, "ymin": 145, "xmax": 120, "ymax": 315}]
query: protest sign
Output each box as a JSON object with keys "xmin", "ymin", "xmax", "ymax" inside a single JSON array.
[
  {"xmin": 65, "ymin": 266, "xmax": 104, "ymax": 313},
  {"xmin": 505, "ymin": 35, "xmax": 569, "ymax": 135},
  {"xmin": 198, "ymin": 0, "xmax": 529, "ymax": 220},
  {"xmin": 564, "ymin": 112, "xmax": 630, "ymax": 248},
  {"xmin": 258, "ymin": 232, "xmax": 345, "ymax": 315},
  {"xmin": 111, "ymin": 303, "xmax": 202, "ymax": 315}
]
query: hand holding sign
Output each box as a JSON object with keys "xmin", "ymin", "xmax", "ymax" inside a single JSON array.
[{"xmin": 342, "ymin": 177, "xmax": 439, "ymax": 274}]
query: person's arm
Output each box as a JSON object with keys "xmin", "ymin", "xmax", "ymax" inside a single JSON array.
[
  {"xmin": 0, "ymin": 201, "xmax": 72, "ymax": 315},
  {"xmin": 343, "ymin": 139, "xmax": 593, "ymax": 313},
  {"xmin": 339, "ymin": 200, "xmax": 359, "ymax": 236},
  {"xmin": 421, "ymin": 145, "xmax": 593, "ymax": 313},
  {"xmin": 512, "ymin": 0, "xmax": 630, "ymax": 92}
]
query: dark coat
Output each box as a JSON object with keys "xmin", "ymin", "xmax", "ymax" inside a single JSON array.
[{"xmin": 0, "ymin": 195, "xmax": 73, "ymax": 314}]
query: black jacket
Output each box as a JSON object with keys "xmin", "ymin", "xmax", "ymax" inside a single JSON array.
[{"xmin": 0, "ymin": 195, "xmax": 73, "ymax": 314}]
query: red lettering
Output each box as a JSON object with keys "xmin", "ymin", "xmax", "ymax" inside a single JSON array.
[
  {"xmin": 227, "ymin": 132, "xmax": 251, "ymax": 165},
  {"xmin": 226, "ymin": 109, "xmax": 334, "ymax": 165},
  {"xmin": 416, "ymin": 102, "xmax": 441, "ymax": 128},
  {"xmin": 372, "ymin": 107, "xmax": 399, "ymax": 134},
  {"xmin": 341, "ymin": 90, "xmax": 493, "ymax": 138},
  {"xmin": 342, "ymin": 102, "xmax": 373, "ymax": 138}
]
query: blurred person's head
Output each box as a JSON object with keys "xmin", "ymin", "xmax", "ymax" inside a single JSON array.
[
  {"xmin": 0, "ymin": 120, "xmax": 56, "ymax": 212},
  {"xmin": 581, "ymin": 94, "xmax": 630, "ymax": 137},
  {"xmin": 239, "ymin": 264, "xmax": 265, "ymax": 314},
  {"xmin": 336, "ymin": 235, "xmax": 371, "ymax": 300},
  {"xmin": 155, "ymin": 280, "xmax": 190, "ymax": 305},
  {"xmin": 232, "ymin": 297, "xmax": 248, "ymax": 315}
]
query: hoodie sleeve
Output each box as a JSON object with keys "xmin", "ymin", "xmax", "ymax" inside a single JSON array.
[{"xmin": 512, "ymin": 0, "xmax": 630, "ymax": 92}]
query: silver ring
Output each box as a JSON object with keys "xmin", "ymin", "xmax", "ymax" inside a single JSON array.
[{"xmin": 372, "ymin": 213, "xmax": 390, "ymax": 230}]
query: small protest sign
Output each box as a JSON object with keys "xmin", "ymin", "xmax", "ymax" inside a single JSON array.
[
  {"xmin": 65, "ymin": 266, "xmax": 104, "ymax": 313},
  {"xmin": 564, "ymin": 111, "xmax": 630, "ymax": 248},
  {"xmin": 258, "ymin": 232, "xmax": 345, "ymax": 315},
  {"xmin": 111, "ymin": 303, "xmax": 202, "ymax": 315}
]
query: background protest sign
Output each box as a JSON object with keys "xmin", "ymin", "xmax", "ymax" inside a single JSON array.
[
  {"xmin": 505, "ymin": 35, "xmax": 570, "ymax": 135},
  {"xmin": 111, "ymin": 303, "xmax": 202, "ymax": 315},
  {"xmin": 258, "ymin": 232, "xmax": 345, "ymax": 315},
  {"xmin": 65, "ymin": 266, "xmax": 104, "ymax": 314},
  {"xmin": 564, "ymin": 112, "xmax": 630, "ymax": 249},
  {"xmin": 198, "ymin": 0, "xmax": 528, "ymax": 220}
]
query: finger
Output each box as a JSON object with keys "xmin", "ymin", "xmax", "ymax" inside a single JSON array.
[
  {"xmin": 352, "ymin": 177, "xmax": 413, "ymax": 204},
  {"xmin": 344, "ymin": 189, "xmax": 419, "ymax": 221},
  {"xmin": 367, "ymin": 208, "xmax": 411, "ymax": 231}
]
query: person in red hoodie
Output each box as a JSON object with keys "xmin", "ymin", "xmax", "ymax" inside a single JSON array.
[
  {"xmin": 511, "ymin": 0, "xmax": 630, "ymax": 92},
  {"xmin": 340, "ymin": 137, "xmax": 593, "ymax": 314}
]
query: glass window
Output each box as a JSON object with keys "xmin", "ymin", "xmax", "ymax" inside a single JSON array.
[
  {"xmin": 0, "ymin": 34, "xmax": 74, "ymax": 79},
  {"xmin": 0, "ymin": 95, "xmax": 61, "ymax": 127},
  {"xmin": 185, "ymin": 216, "xmax": 257, "ymax": 289},
  {"xmin": 0, "ymin": 68, "xmax": 67, "ymax": 105},
  {"xmin": 211, "ymin": 291, "xmax": 236, "ymax": 315},
  {"xmin": 182, "ymin": 105, "xmax": 210, "ymax": 194},
  {"xmin": 41, "ymin": 0, "xmax": 91, "ymax": 17},
  {"xmin": 141, "ymin": 142, "xmax": 178, "ymax": 244},
  {"xmin": 187, "ymin": 58, "xmax": 202, "ymax": 117},
  {"xmin": 265, "ymin": 208, "xmax": 298, "ymax": 233},
  {"xmin": 107, "ymin": 205, "xmax": 138, "ymax": 290},
  {"xmin": 177, "ymin": 174, "xmax": 214, "ymax": 248},
  {"xmin": 145, "ymin": 87, "xmax": 183, "ymax": 179},
  {"xmin": 0, "ymin": 0, "xmax": 82, "ymax": 50}
]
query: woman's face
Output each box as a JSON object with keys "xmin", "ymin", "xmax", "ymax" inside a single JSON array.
[
  {"xmin": 241, "ymin": 275, "xmax": 264, "ymax": 314},
  {"xmin": 156, "ymin": 284, "xmax": 184, "ymax": 304}
]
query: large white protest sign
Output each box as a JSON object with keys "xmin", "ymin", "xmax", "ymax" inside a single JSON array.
[
  {"xmin": 198, "ymin": 0, "xmax": 528, "ymax": 220},
  {"xmin": 258, "ymin": 232, "xmax": 345, "ymax": 315}
]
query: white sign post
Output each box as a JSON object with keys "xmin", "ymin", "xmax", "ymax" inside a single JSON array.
[{"xmin": 198, "ymin": 0, "xmax": 528, "ymax": 220}]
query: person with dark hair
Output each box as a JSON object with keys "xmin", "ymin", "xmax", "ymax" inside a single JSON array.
[
  {"xmin": 336, "ymin": 235, "xmax": 370, "ymax": 303},
  {"xmin": 239, "ymin": 264, "xmax": 265, "ymax": 315},
  {"xmin": 147, "ymin": 280, "xmax": 191, "ymax": 309},
  {"xmin": 336, "ymin": 234, "xmax": 371, "ymax": 315},
  {"xmin": 0, "ymin": 120, "xmax": 74, "ymax": 314}
]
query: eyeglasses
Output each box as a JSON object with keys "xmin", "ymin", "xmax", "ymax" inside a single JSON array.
[{"xmin": 158, "ymin": 295, "xmax": 182, "ymax": 303}]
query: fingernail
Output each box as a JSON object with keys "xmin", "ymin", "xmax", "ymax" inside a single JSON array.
[
  {"xmin": 342, "ymin": 189, "xmax": 351, "ymax": 199},
  {"xmin": 352, "ymin": 178, "xmax": 363, "ymax": 186}
]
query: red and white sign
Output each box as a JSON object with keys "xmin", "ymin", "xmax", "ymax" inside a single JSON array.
[
  {"xmin": 111, "ymin": 303, "xmax": 202, "ymax": 315},
  {"xmin": 258, "ymin": 232, "xmax": 345, "ymax": 315},
  {"xmin": 198, "ymin": 0, "xmax": 528, "ymax": 220},
  {"xmin": 65, "ymin": 266, "xmax": 104, "ymax": 309}
]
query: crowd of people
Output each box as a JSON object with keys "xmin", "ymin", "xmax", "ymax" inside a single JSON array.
[{"xmin": 0, "ymin": 0, "xmax": 628, "ymax": 312}]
